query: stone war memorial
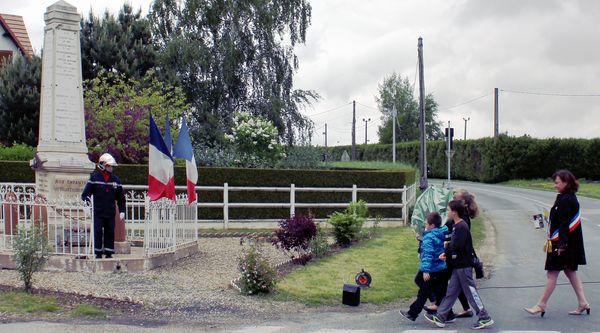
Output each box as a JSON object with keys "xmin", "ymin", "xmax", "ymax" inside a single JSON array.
[
  {"xmin": 33, "ymin": 0, "xmax": 95, "ymax": 200},
  {"xmin": 0, "ymin": 1, "xmax": 199, "ymax": 273}
]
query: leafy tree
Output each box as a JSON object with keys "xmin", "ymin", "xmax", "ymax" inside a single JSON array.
[
  {"xmin": 84, "ymin": 71, "xmax": 188, "ymax": 164},
  {"xmin": 80, "ymin": 3, "xmax": 158, "ymax": 83},
  {"xmin": 0, "ymin": 54, "xmax": 42, "ymax": 146},
  {"xmin": 375, "ymin": 72, "xmax": 443, "ymax": 143},
  {"xmin": 150, "ymin": 0, "xmax": 319, "ymax": 145}
]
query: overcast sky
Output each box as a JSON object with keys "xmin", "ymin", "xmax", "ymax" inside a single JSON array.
[{"xmin": 10, "ymin": 0, "xmax": 600, "ymax": 146}]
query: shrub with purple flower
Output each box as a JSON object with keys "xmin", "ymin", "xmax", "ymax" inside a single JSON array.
[{"xmin": 271, "ymin": 213, "xmax": 317, "ymax": 265}]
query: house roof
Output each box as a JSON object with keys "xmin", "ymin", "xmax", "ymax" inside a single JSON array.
[{"xmin": 0, "ymin": 13, "xmax": 34, "ymax": 56}]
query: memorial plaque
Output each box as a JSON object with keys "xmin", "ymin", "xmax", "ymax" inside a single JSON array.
[{"xmin": 53, "ymin": 175, "xmax": 88, "ymax": 198}]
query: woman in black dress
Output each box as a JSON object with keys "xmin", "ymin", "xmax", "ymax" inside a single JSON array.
[{"xmin": 525, "ymin": 170, "xmax": 589, "ymax": 317}]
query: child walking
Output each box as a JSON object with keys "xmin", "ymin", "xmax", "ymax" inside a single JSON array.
[
  {"xmin": 400, "ymin": 212, "xmax": 453, "ymax": 322},
  {"xmin": 425, "ymin": 200, "xmax": 494, "ymax": 330}
]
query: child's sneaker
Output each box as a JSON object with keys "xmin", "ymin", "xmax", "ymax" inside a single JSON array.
[
  {"xmin": 470, "ymin": 316, "xmax": 494, "ymax": 329},
  {"xmin": 399, "ymin": 309, "xmax": 416, "ymax": 322},
  {"xmin": 446, "ymin": 311, "xmax": 456, "ymax": 323},
  {"xmin": 424, "ymin": 313, "xmax": 446, "ymax": 328}
]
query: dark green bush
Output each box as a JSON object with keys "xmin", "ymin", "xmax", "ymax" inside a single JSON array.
[{"xmin": 328, "ymin": 200, "xmax": 368, "ymax": 247}]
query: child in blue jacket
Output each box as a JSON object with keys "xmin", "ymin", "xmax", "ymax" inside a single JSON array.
[{"xmin": 400, "ymin": 212, "xmax": 452, "ymax": 322}]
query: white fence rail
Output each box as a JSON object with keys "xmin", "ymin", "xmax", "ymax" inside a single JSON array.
[
  {"xmin": 124, "ymin": 181, "xmax": 418, "ymax": 230},
  {"xmin": 1, "ymin": 181, "xmax": 417, "ymax": 257}
]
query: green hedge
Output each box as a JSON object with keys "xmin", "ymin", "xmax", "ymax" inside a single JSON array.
[
  {"xmin": 1, "ymin": 161, "xmax": 415, "ymax": 219},
  {"xmin": 327, "ymin": 135, "xmax": 600, "ymax": 183}
]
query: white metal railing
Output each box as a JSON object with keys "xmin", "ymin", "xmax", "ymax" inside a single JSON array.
[
  {"xmin": 0, "ymin": 183, "xmax": 94, "ymax": 256},
  {"xmin": 0, "ymin": 183, "xmax": 198, "ymax": 258},
  {"xmin": 124, "ymin": 181, "xmax": 418, "ymax": 230},
  {"xmin": 144, "ymin": 194, "xmax": 198, "ymax": 256}
]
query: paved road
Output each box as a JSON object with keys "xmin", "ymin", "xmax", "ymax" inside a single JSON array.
[{"xmin": 2, "ymin": 180, "xmax": 599, "ymax": 332}]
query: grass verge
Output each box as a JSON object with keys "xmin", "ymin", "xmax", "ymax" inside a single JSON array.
[
  {"xmin": 273, "ymin": 216, "xmax": 485, "ymax": 306},
  {"xmin": 0, "ymin": 291, "xmax": 108, "ymax": 318},
  {"xmin": 325, "ymin": 161, "xmax": 415, "ymax": 170},
  {"xmin": 71, "ymin": 304, "xmax": 107, "ymax": 317},
  {"xmin": 500, "ymin": 179, "xmax": 600, "ymax": 200},
  {"xmin": 0, "ymin": 292, "xmax": 58, "ymax": 313}
]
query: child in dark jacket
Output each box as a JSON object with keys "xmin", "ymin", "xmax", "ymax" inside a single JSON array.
[
  {"xmin": 400, "ymin": 212, "xmax": 451, "ymax": 322},
  {"xmin": 425, "ymin": 200, "xmax": 494, "ymax": 330}
]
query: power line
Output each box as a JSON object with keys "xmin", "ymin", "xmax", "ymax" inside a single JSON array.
[
  {"xmin": 355, "ymin": 101, "xmax": 379, "ymax": 111},
  {"xmin": 313, "ymin": 111, "xmax": 354, "ymax": 124},
  {"xmin": 500, "ymin": 89, "xmax": 600, "ymax": 97},
  {"xmin": 327, "ymin": 125, "xmax": 353, "ymax": 133},
  {"xmin": 305, "ymin": 102, "xmax": 352, "ymax": 117},
  {"xmin": 437, "ymin": 91, "xmax": 494, "ymax": 111}
]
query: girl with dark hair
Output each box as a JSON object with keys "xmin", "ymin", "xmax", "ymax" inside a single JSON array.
[
  {"xmin": 525, "ymin": 169, "xmax": 589, "ymax": 317},
  {"xmin": 425, "ymin": 200, "xmax": 494, "ymax": 329}
]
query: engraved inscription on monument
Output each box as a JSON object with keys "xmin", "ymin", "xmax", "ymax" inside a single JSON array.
[
  {"xmin": 40, "ymin": 29, "xmax": 54, "ymax": 141},
  {"xmin": 53, "ymin": 175, "xmax": 88, "ymax": 198},
  {"xmin": 54, "ymin": 29, "xmax": 82, "ymax": 142}
]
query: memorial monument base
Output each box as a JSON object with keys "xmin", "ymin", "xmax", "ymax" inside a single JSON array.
[
  {"xmin": 115, "ymin": 241, "xmax": 131, "ymax": 254},
  {"xmin": 33, "ymin": 151, "xmax": 96, "ymax": 201}
]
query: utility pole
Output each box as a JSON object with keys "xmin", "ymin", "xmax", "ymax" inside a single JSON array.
[
  {"xmin": 323, "ymin": 123, "xmax": 328, "ymax": 161},
  {"xmin": 494, "ymin": 88, "xmax": 499, "ymax": 143},
  {"xmin": 418, "ymin": 37, "xmax": 428, "ymax": 191},
  {"xmin": 445, "ymin": 121, "xmax": 454, "ymax": 188},
  {"xmin": 362, "ymin": 118, "xmax": 371, "ymax": 144},
  {"xmin": 463, "ymin": 117, "xmax": 470, "ymax": 140},
  {"xmin": 352, "ymin": 100, "xmax": 356, "ymax": 161},
  {"xmin": 392, "ymin": 105, "xmax": 396, "ymax": 163}
]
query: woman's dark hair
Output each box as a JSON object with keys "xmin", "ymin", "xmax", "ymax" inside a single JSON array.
[
  {"xmin": 448, "ymin": 199, "xmax": 465, "ymax": 218},
  {"xmin": 453, "ymin": 189, "xmax": 479, "ymax": 218},
  {"xmin": 552, "ymin": 169, "xmax": 579, "ymax": 193},
  {"xmin": 426, "ymin": 212, "xmax": 442, "ymax": 228}
]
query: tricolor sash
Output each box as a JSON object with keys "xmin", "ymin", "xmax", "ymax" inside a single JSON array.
[{"xmin": 549, "ymin": 208, "xmax": 581, "ymax": 241}]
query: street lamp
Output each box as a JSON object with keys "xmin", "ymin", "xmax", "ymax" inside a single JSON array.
[
  {"xmin": 463, "ymin": 117, "xmax": 470, "ymax": 140},
  {"xmin": 362, "ymin": 118, "xmax": 371, "ymax": 144}
]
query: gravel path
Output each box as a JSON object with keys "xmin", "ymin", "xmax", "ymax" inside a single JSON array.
[{"xmin": 0, "ymin": 238, "xmax": 317, "ymax": 329}]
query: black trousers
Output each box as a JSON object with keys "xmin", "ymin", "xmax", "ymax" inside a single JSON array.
[
  {"xmin": 94, "ymin": 216, "xmax": 115, "ymax": 255},
  {"xmin": 408, "ymin": 269, "xmax": 450, "ymax": 318}
]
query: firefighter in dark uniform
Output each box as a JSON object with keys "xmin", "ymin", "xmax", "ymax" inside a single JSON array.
[{"xmin": 81, "ymin": 153, "xmax": 126, "ymax": 259}]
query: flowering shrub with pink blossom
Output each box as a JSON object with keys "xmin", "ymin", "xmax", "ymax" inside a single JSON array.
[
  {"xmin": 84, "ymin": 72, "xmax": 188, "ymax": 164},
  {"xmin": 237, "ymin": 245, "xmax": 277, "ymax": 294},
  {"xmin": 224, "ymin": 112, "xmax": 284, "ymax": 168}
]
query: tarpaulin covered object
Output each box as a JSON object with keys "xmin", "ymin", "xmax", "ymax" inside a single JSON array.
[{"xmin": 411, "ymin": 185, "xmax": 454, "ymax": 236}]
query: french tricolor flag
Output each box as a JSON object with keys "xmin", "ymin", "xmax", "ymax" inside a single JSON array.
[
  {"xmin": 148, "ymin": 114, "xmax": 176, "ymax": 201},
  {"xmin": 173, "ymin": 120, "xmax": 198, "ymax": 204}
]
